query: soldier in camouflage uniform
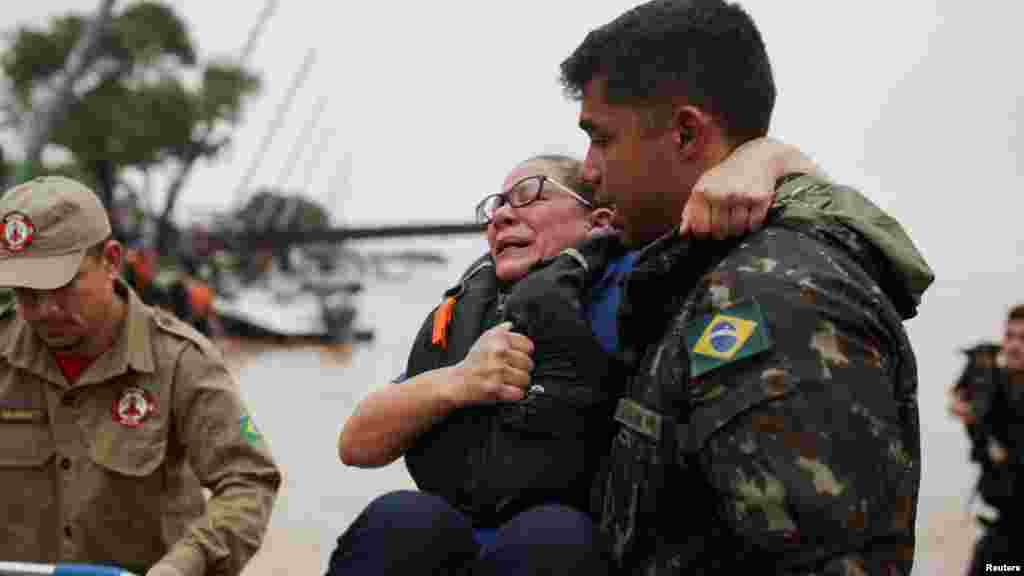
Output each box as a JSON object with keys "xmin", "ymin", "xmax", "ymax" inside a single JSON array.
[
  {"xmin": 557, "ymin": 1, "xmax": 933, "ymax": 573},
  {"xmin": 0, "ymin": 177, "xmax": 281, "ymax": 576},
  {"xmin": 949, "ymin": 306, "xmax": 1024, "ymax": 575}
]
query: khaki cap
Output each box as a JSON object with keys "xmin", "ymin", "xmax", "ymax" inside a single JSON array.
[{"xmin": 0, "ymin": 176, "xmax": 111, "ymax": 290}]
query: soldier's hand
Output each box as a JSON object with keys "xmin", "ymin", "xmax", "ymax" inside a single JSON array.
[
  {"xmin": 947, "ymin": 389, "xmax": 976, "ymax": 424},
  {"xmin": 987, "ymin": 437, "xmax": 1008, "ymax": 465},
  {"xmin": 447, "ymin": 322, "xmax": 534, "ymax": 407},
  {"xmin": 146, "ymin": 563, "xmax": 184, "ymax": 576}
]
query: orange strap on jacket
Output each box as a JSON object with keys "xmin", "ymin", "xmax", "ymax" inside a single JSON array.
[
  {"xmin": 431, "ymin": 296, "xmax": 457, "ymax": 349},
  {"xmin": 187, "ymin": 280, "xmax": 214, "ymax": 317}
]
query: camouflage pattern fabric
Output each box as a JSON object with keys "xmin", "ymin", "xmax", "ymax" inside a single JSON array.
[
  {"xmin": 771, "ymin": 175, "xmax": 934, "ymax": 315},
  {"xmin": 595, "ymin": 196, "xmax": 923, "ymax": 574}
]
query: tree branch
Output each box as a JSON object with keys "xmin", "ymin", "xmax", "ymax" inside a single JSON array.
[{"xmin": 23, "ymin": 0, "xmax": 117, "ymax": 166}]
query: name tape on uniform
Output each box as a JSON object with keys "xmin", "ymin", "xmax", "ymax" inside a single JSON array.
[{"xmin": 0, "ymin": 407, "xmax": 45, "ymax": 423}]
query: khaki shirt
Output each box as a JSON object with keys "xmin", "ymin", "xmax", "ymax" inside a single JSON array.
[{"xmin": 0, "ymin": 282, "xmax": 281, "ymax": 575}]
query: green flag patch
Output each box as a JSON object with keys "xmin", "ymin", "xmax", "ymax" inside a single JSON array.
[
  {"xmin": 240, "ymin": 415, "xmax": 262, "ymax": 444},
  {"xmin": 685, "ymin": 298, "xmax": 774, "ymax": 378}
]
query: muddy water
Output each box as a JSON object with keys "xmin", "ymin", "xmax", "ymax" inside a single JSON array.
[{"xmin": 229, "ymin": 236, "xmax": 982, "ymax": 575}]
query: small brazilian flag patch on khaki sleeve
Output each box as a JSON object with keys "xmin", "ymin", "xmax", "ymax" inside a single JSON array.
[
  {"xmin": 240, "ymin": 415, "xmax": 262, "ymax": 444},
  {"xmin": 685, "ymin": 298, "xmax": 774, "ymax": 378}
]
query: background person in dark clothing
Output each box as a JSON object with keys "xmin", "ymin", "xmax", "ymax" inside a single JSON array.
[{"xmin": 950, "ymin": 305, "xmax": 1024, "ymax": 575}]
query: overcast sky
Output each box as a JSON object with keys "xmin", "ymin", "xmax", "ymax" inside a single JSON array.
[{"xmin": 5, "ymin": 1, "xmax": 1024, "ymax": 570}]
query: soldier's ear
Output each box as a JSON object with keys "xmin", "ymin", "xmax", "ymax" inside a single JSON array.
[{"xmin": 671, "ymin": 104, "xmax": 711, "ymax": 161}]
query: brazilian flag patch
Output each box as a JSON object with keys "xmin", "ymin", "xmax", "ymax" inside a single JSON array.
[
  {"xmin": 685, "ymin": 298, "xmax": 773, "ymax": 378},
  {"xmin": 240, "ymin": 415, "xmax": 262, "ymax": 444}
]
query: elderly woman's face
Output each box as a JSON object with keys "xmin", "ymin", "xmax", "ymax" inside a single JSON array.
[{"xmin": 486, "ymin": 161, "xmax": 593, "ymax": 283}]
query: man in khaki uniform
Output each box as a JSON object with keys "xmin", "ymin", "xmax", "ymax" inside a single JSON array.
[{"xmin": 0, "ymin": 176, "xmax": 281, "ymax": 576}]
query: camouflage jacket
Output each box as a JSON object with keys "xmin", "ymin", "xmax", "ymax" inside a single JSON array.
[{"xmin": 596, "ymin": 175, "xmax": 925, "ymax": 575}]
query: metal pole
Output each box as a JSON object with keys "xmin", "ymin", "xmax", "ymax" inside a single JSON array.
[
  {"xmin": 275, "ymin": 92, "xmax": 328, "ymax": 190},
  {"xmin": 0, "ymin": 562, "xmax": 137, "ymax": 576},
  {"xmin": 326, "ymin": 150, "xmax": 352, "ymax": 226},
  {"xmin": 298, "ymin": 123, "xmax": 335, "ymax": 199},
  {"xmin": 239, "ymin": 0, "xmax": 279, "ymax": 62},
  {"xmin": 232, "ymin": 47, "xmax": 317, "ymax": 207}
]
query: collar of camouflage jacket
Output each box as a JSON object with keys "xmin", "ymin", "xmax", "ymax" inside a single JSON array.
[
  {"xmin": 628, "ymin": 174, "xmax": 932, "ymax": 321},
  {"xmin": 629, "ymin": 174, "xmax": 933, "ymax": 320},
  {"xmin": 770, "ymin": 174, "xmax": 934, "ymax": 317},
  {"xmin": 1, "ymin": 279, "xmax": 156, "ymax": 387}
]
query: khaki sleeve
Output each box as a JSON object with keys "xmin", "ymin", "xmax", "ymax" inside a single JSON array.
[{"xmin": 163, "ymin": 344, "xmax": 282, "ymax": 576}]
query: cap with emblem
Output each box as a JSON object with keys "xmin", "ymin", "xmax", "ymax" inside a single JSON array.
[{"xmin": 0, "ymin": 176, "xmax": 111, "ymax": 290}]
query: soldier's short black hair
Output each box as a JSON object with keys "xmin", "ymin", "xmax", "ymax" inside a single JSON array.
[
  {"xmin": 559, "ymin": 0, "xmax": 775, "ymax": 144},
  {"xmin": 1008, "ymin": 304, "xmax": 1024, "ymax": 323}
]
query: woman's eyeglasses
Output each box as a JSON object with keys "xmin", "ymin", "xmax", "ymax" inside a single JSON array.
[{"xmin": 475, "ymin": 175, "xmax": 593, "ymax": 224}]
